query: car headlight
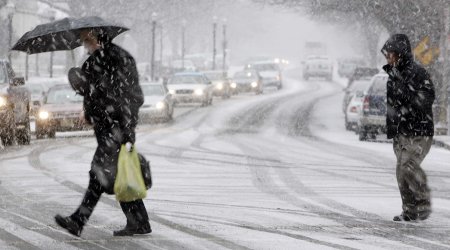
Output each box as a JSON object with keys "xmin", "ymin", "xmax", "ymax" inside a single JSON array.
[
  {"xmin": 216, "ymin": 83, "xmax": 223, "ymax": 90},
  {"xmin": 169, "ymin": 89, "xmax": 175, "ymax": 95},
  {"xmin": 230, "ymin": 82, "xmax": 237, "ymax": 88},
  {"xmin": 0, "ymin": 96, "xmax": 7, "ymax": 107},
  {"xmin": 251, "ymin": 82, "xmax": 258, "ymax": 88},
  {"xmin": 195, "ymin": 89, "xmax": 204, "ymax": 95},
  {"xmin": 156, "ymin": 101, "xmax": 165, "ymax": 109},
  {"xmin": 39, "ymin": 111, "xmax": 49, "ymax": 120}
]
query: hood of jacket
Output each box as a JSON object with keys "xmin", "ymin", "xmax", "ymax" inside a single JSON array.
[{"xmin": 381, "ymin": 34, "xmax": 414, "ymax": 72}]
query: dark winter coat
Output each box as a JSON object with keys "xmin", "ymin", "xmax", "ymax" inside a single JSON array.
[
  {"xmin": 381, "ymin": 34, "xmax": 435, "ymax": 139},
  {"xmin": 80, "ymin": 42, "xmax": 144, "ymax": 193}
]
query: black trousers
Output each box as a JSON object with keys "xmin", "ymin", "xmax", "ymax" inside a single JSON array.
[{"xmin": 71, "ymin": 171, "xmax": 149, "ymax": 227}]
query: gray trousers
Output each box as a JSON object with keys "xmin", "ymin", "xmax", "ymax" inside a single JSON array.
[{"xmin": 393, "ymin": 135, "xmax": 432, "ymax": 217}]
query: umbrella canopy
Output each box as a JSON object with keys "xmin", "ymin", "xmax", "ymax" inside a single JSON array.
[{"xmin": 12, "ymin": 16, "xmax": 128, "ymax": 54}]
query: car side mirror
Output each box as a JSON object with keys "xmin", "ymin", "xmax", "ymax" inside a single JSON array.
[
  {"xmin": 208, "ymin": 81, "xmax": 212, "ymax": 85},
  {"xmin": 11, "ymin": 77, "xmax": 25, "ymax": 86},
  {"xmin": 356, "ymin": 91, "xmax": 364, "ymax": 97}
]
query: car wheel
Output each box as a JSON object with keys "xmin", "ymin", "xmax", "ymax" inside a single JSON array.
[
  {"xmin": 16, "ymin": 122, "xmax": 31, "ymax": 145},
  {"xmin": 358, "ymin": 127, "xmax": 368, "ymax": 141},
  {"xmin": 345, "ymin": 122, "xmax": 352, "ymax": 131},
  {"xmin": 48, "ymin": 129, "xmax": 56, "ymax": 139},
  {"xmin": 208, "ymin": 95, "xmax": 213, "ymax": 105},
  {"xmin": 1, "ymin": 129, "xmax": 15, "ymax": 146}
]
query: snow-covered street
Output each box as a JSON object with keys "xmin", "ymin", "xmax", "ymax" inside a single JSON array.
[{"xmin": 0, "ymin": 67, "xmax": 449, "ymax": 249}]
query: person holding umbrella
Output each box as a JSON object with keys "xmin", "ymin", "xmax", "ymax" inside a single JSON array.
[
  {"xmin": 54, "ymin": 28, "xmax": 150, "ymax": 237},
  {"xmin": 13, "ymin": 16, "xmax": 151, "ymax": 237}
]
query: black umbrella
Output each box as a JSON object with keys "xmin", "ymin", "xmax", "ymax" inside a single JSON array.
[{"xmin": 12, "ymin": 16, "xmax": 128, "ymax": 54}]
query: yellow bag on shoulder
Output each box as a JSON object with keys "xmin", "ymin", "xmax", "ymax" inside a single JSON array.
[{"xmin": 114, "ymin": 145, "xmax": 147, "ymax": 202}]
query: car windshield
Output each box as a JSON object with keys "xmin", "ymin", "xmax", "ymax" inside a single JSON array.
[
  {"xmin": 46, "ymin": 88, "xmax": 83, "ymax": 104},
  {"xmin": 204, "ymin": 73, "xmax": 224, "ymax": 81},
  {"xmin": 349, "ymin": 79, "xmax": 372, "ymax": 92},
  {"xmin": 172, "ymin": 60, "xmax": 194, "ymax": 68},
  {"xmin": 142, "ymin": 85, "xmax": 164, "ymax": 96},
  {"xmin": 251, "ymin": 63, "xmax": 278, "ymax": 71},
  {"xmin": 28, "ymin": 84, "xmax": 45, "ymax": 95},
  {"xmin": 168, "ymin": 75, "xmax": 205, "ymax": 85},
  {"xmin": 370, "ymin": 77, "xmax": 387, "ymax": 95},
  {"xmin": 234, "ymin": 71, "xmax": 257, "ymax": 79}
]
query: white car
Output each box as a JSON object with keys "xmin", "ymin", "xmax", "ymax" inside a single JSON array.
[
  {"xmin": 139, "ymin": 82, "xmax": 174, "ymax": 122},
  {"xmin": 343, "ymin": 78, "xmax": 372, "ymax": 130},
  {"xmin": 303, "ymin": 55, "xmax": 333, "ymax": 81},
  {"xmin": 167, "ymin": 72, "xmax": 214, "ymax": 106}
]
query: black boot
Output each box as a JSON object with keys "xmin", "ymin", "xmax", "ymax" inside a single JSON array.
[
  {"xmin": 55, "ymin": 214, "xmax": 83, "ymax": 237},
  {"xmin": 113, "ymin": 221, "xmax": 152, "ymax": 236}
]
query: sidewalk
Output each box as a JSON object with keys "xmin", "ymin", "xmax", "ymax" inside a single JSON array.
[{"xmin": 433, "ymin": 135, "xmax": 450, "ymax": 151}]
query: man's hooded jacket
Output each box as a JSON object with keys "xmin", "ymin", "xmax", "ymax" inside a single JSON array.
[{"xmin": 381, "ymin": 34, "xmax": 435, "ymax": 139}]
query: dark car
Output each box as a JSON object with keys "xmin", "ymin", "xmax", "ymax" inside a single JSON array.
[
  {"xmin": 231, "ymin": 70, "xmax": 263, "ymax": 95},
  {"xmin": 246, "ymin": 61, "xmax": 282, "ymax": 89},
  {"xmin": 36, "ymin": 84, "xmax": 88, "ymax": 139},
  {"xmin": 0, "ymin": 59, "xmax": 31, "ymax": 146},
  {"xmin": 203, "ymin": 71, "xmax": 231, "ymax": 99},
  {"xmin": 358, "ymin": 73, "xmax": 388, "ymax": 141}
]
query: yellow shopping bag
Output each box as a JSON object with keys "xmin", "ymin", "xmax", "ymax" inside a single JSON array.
[{"xmin": 114, "ymin": 145, "xmax": 147, "ymax": 202}]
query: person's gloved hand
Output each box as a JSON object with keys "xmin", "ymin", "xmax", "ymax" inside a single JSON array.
[{"xmin": 125, "ymin": 142, "xmax": 133, "ymax": 152}]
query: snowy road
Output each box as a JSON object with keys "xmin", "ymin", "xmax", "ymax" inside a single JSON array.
[{"xmin": 1, "ymin": 68, "xmax": 450, "ymax": 249}]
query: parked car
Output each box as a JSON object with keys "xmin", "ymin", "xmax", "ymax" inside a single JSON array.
[
  {"xmin": 342, "ymin": 78, "xmax": 372, "ymax": 130},
  {"xmin": 203, "ymin": 71, "xmax": 231, "ymax": 99},
  {"xmin": 344, "ymin": 80, "xmax": 372, "ymax": 131},
  {"xmin": 347, "ymin": 67, "xmax": 379, "ymax": 87},
  {"xmin": 36, "ymin": 84, "xmax": 87, "ymax": 139},
  {"xmin": 0, "ymin": 59, "xmax": 31, "ymax": 146},
  {"xmin": 358, "ymin": 73, "xmax": 388, "ymax": 141},
  {"xmin": 337, "ymin": 57, "xmax": 366, "ymax": 78},
  {"xmin": 231, "ymin": 70, "xmax": 263, "ymax": 95},
  {"xmin": 166, "ymin": 72, "xmax": 214, "ymax": 106},
  {"xmin": 27, "ymin": 83, "xmax": 46, "ymax": 117},
  {"xmin": 139, "ymin": 82, "xmax": 174, "ymax": 122},
  {"xmin": 246, "ymin": 61, "xmax": 282, "ymax": 89},
  {"xmin": 302, "ymin": 55, "xmax": 333, "ymax": 81}
]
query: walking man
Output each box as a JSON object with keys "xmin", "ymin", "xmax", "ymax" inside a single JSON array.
[
  {"xmin": 55, "ymin": 28, "xmax": 151, "ymax": 236},
  {"xmin": 381, "ymin": 34, "xmax": 435, "ymax": 221}
]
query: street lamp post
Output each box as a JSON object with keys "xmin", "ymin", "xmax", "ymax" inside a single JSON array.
[
  {"xmin": 151, "ymin": 12, "xmax": 157, "ymax": 82},
  {"xmin": 48, "ymin": 10, "xmax": 56, "ymax": 78},
  {"xmin": 222, "ymin": 18, "xmax": 227, "ymax": 74},
  {"xmin": 5, "ymin": 1, "xmax": 15, "ymax": 64},
  {"xmin": 159, "ymin": 24, "xmax": 163, "ymax": 72},
  {"xmin": 181, "ymin": 19, "xmax": 186, "ymax": 69},
  {"xmin": 212, "ymin": 16, "xmax": 218, "ymax": 70}
]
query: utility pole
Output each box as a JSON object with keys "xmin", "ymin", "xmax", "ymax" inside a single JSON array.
[
  {"xmin": 6, "ymin": 1, "xmax": 15, "ymax": 64},
  {"xmin": 48, "ymin": 10, "xmax": 56, "ymax": 78},
  {"xmin": 181, "ymin": 19, "xmax": 186, "ymax": 69},
  {"xmin": 222, "ymin": 18, "xmax": 227, "ymax": 75},
  {"xmin": 151, "ymin": 12, "xmax": 157, "ymax": 82},
  {"xmin": 160, "ymin": 24, "xmax": 163, "ymax": 72},
  {"xmin": 212, "ymin": 16, "xmax": 217, "ymax": 70},
  {"xmin": 438, "ymin": 7, "xmax": 449, "ymax": 135}
]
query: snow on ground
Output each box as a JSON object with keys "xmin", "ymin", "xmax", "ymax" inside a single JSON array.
[{"xmin": 0, "ymin": 68, "xmax": 450, "ymax": 249}]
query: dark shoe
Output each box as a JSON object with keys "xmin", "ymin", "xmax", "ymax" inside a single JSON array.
[
  {"xmin": 55, "ymin": 214, "xmax": 83, "ymax": 237},
  {"xmin": 393, "ymin": 212, "xmax": 416, "ymax": 222},
  {"xmin": 113, "ymin": 222, "xmax": 152, "ymax": 236}
]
